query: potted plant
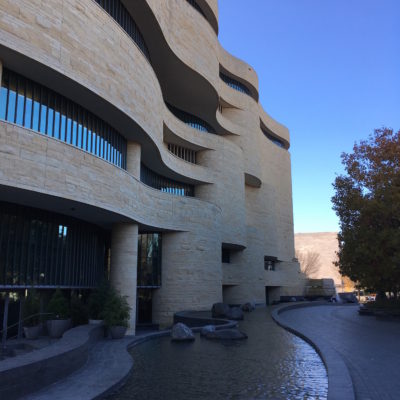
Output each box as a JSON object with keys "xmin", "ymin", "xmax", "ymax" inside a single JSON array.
[
  {"xmin": 88, "ymin": 281, "xmax": 110, "ymax": 324},
  {"xmin": 103, "ymin": 288, "xmax": 131, "ymax": 339},
  {"xmin": 23, "ymin": 290, "xmax": 41, "ymax": 340},
  {"xmin": 46, "ymin": 289, "xmax": 71, "ymax": 338}
]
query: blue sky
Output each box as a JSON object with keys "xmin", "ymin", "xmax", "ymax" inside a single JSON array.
[{"xmin": 218, "ymin": 0, "xmax": 400, "ymax": 233}]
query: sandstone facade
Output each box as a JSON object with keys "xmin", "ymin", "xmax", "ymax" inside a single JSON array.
[{"xmin": 0, "ymin": 0, "xmax": 302, "ymax": 331}]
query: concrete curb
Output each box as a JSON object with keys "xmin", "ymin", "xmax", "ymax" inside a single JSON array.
[
  {"xmin": 271, "ymin": 302, "xmax": 355, "ymax": 400},
  {"xmin": 0, "ymin": 324, "xmax": 104, "ymax": 400}
]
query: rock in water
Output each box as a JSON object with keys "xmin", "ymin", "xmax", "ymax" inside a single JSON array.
[
  {"xmin": 226, "ymin": 306, "xmax": 244, "ymax": 320},
  {"xmin": 171, "ymin": 323, "xmax": 195, "ymax": 341},
  {"xmin": 241, "ymin": 302, "xmax": 256, "ymax": 312},
  {"xmin": 211, "ymin": 302, "xmax": 230, "ymax": 318},
  {"xmin": 205, "ymin": 329, "xmax": 248, "ymax": 341},
  {"xmin": 200, "ymin": 325, "xmax": 216, "ymax": 337}
]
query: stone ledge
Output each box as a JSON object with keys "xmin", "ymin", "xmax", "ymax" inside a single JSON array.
[
  {"xmin": 0, "ymin": 324, "xmax": 104, "ymax": 400},
  {"xmin": 271, "ymin": 302, "xmax": 355, "ymax": 400}
]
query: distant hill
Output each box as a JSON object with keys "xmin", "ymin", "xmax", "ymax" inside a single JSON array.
[{"xmin": 295, "ymin": 232, "xmax": 342, "ymax": 285}]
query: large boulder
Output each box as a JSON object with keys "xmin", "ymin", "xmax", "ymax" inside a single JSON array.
[
  {"xmin": 226, "ymin": 306, "xmax": 244, "ymax": 320},
  {"xmin": 171, "ymin": 323, "xmax": 195, "ymax": 341},
  {"xmin": 241, "ymin": 302, "xmax": 256, "ymax": 312},
  {"xmin": 200, "ymin": 325, "xmax": 216, "ymax": 337},
  {"xmin": 211, "ymin": 303, "xmax": 230, "ymax": 318},
  {"xmin": 204, "ymin": 329, "xmax": 248, "ymax": 341}
]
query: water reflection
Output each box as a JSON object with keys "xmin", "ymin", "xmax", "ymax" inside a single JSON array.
[{"xmin": 110, "ymin": 308, "xmax": 327, "ymax": 400}]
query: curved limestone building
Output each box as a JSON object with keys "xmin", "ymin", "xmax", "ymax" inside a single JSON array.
[{"xmin": 0, "ymin": 0, "xmax": 302, "ymax": 333}]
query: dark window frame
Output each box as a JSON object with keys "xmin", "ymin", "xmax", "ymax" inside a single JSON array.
[
  {"xmin": 220, "ymin": 72, "xmax": 251, "ymax": 96},
  {"xmin": 222, "ymin": 248, "xmax": 230, "ymax": 264},
  {"xmin": 0, "ymin": 69, "xmax": 127, "ymax": 169},
  {"xmin": 140, "ymin": 163, "xmax": 195, "ymax": 197},
  {"xmin": 0, "ymin": 201, "xmax": 109, "ymax": 289}
]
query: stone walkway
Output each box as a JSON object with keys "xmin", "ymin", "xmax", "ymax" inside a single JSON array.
[
  {"xmin": 279, "ymin": 305, "xmax": 400, "ymax": 400},
  {"xmin": 21, "ymin": 331, "xmax": 168, "ymax": 400}
]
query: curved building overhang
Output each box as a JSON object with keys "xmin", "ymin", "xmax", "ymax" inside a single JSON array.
[
  {"xmin": 122, "ymin": 0, "xmax": 222, "ymax": 134},
  {"xmin": 196, "ymin": 0, "xmax": 219, "ymax": 34}
]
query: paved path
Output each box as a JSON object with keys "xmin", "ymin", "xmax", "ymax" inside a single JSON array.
[{"xmin": 279, "ymin": 305, "xmax": 400, "ymax": 400}]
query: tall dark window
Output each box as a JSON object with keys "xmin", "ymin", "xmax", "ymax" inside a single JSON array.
[
  {"xmin": 0, "ymin": 69, "xmax": 127, "ymax": 168},
  {"xmin": 264, "ymin": 256, "xmax": 278, "ymax": 271},
  {"xmin": 140, "ymin": 164, "xmax": 195, "ymax": 197},
  {"xmin": 220, "ymin": 72, "xmax": 250, "ymax": 96},
  {"xmin": 94, "ymin": 0, "xmax": 150, "ymax": 61},
  {"xmin": 260, "ymin": 124, "xmax": 286, "ymax": 149},
  {"xmin": 222, "ymin": 248, "xmax": 231, "ymax": 264},
  {"xmin": 137, "ymin": 233, "xmax": 162, "ymax": 288},
  {"xmin": 166, "ymin": 103, "xmax": 215, "ymax": 134},
  {"xmin": 0, "ymin": 202, "xmax": 109, "ymax": 288}
]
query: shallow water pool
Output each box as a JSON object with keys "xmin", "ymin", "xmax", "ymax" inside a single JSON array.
[{"xmin": 110, "ymin": 308, "xmax": 328, "ymax": 400}]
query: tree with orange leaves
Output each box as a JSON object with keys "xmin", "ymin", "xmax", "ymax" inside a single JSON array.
[{"xmin": 332, "ymin": 128, "xmax": 400, "ymax": 298}]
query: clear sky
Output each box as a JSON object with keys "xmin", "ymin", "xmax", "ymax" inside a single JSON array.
[{"xmin": 218, "ymin": 0, "xmax": 400, "ymax": 233}]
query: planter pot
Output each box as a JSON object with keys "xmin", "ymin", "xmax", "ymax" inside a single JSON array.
[
  {"xmin": 46, "ymin": 319, "xmax": 71, "ymax": 338},
  {"xmin": 89, "ymin": 319, "xmax": 104, "ymax": 325},
  {"xmin": 23, "ymin": 325, "xmax": 41, "ymax": 340},
  {"xmin": 109, "ymin": 326, "xmax": 127, "ymax": 339}
]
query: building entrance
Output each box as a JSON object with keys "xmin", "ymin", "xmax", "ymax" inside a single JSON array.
[{"xmin": 136, "ymin": 288, "xmax": 153, "ymax": 324}]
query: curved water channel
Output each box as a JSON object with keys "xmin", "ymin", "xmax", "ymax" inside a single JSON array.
[{"xmin": 110, "ymin": 308, "xmax": 328, "ymax": 399}]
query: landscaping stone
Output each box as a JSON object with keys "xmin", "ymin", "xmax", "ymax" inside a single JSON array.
[
  {"xmin": 204, "ymin": 329, "xmax": 248, "ymax": 341},
  {"xmin": 211, "ymin": 302, "xmax": 230, "ymax": 318},
  {"xmin": 200, "ymin": 325, "xmax": 216, "ymax": 337},
  {"xmin": 171, "ymin": 323, "xmax": 195, "ymax": 341},
  {"xmin": 226, "ymin": 307, "xmax": 244, "ymax": 320},
  {"xmin": 241, "ymin": 302, "xmax": 256, "ymax": 312}
]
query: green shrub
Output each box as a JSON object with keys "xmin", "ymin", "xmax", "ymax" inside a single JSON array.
[
  {"xmin": 88, "ymin": 281, "xmax": 110, "ymax": 320},
  {"xmin": 47, "ymin": 289, "xmax": 70, "ymax": 319},
  {"xmin": 103, "ymin": 288, "xmax": 130, "ymax": 328},
  {"xmin": 23, "ymin": 290, "xmax": 40, "ymax": 327},
  {"xmin": 71, "ymin": 293, "xmax": 88, "ymax": 326}
]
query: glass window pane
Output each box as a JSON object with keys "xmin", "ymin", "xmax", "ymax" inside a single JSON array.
[
  {"xmin": 40, "ymin": 102, "xmax": 47, "ymax": 134},
  {"xmin": 24, "ymin": 82, "xmax": 33, "ymax": 129},
  {"xmin": 16, "ymin": 85, "xmax": 25, "ymax": 126},
  {"xmin": 53, "ymin": 110, "xmax": 60, "ymax": 139},
  {"xmin": 7, "ymin": 88, "xmax": 16, "ymax": 122},
  {"xmin": 32, "ymin": 84, "xmax": 40, "ymax": 131},
  {"xmin": 47, "ymin": 106, "xmax": 54, "ymax": 137},
  {"xmin": 0, "ymin": 86, "xmax": 8, "ymax": 120}
]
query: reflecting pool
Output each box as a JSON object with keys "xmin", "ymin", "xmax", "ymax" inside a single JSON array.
[{"xmin": 110, "ymin": 308, "xmax": 328, "ymax": 400}]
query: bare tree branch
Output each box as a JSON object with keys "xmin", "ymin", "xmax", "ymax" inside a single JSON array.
[{"xmin": 295, "ymin": 250, "xmax": 321, "ymax": 277}]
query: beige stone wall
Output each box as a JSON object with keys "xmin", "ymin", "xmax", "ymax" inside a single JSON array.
[
  {"xmin": 111, "ymin": 223, "xmax": 139, "ymax": 335},
  {"xmin": 0, "ymin": 0, "xmax": 302, "ymax": 327}
]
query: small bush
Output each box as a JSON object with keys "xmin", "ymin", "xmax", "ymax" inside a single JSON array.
[
  {"xmin": 88, "ymin": 281, "xmax": 110, "ymax": 320},
  {"xmin": 103, "ymin": 288, "xmax": 131, "ymax": 328},
  {"xmin": 47, "ymin": 289, "xmax": 70, "ymax": 319}
]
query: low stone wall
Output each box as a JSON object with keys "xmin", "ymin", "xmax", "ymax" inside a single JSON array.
[{"xmin": 0, "ymin": 324, "xmax": 104, "ymax": 399}]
